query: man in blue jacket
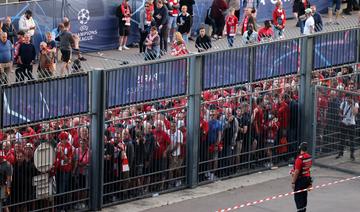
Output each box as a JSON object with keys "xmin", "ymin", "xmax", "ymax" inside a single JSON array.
[{"xmin": 0, "ymin": 32, "xmax": 13, "ymax": 84}]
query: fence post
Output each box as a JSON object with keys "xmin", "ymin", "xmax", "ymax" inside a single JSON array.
[
  {"xmin": 89, "ymin": 70, "xmax": 106, "ymax": 210},
  {"xmin": 357, "ymin": 28, "xmax": 360, "ymax": 63},
  {"xmin": 186, "ymin": 55, "xmax": 202, "ymax": 188},
  {"xmin": 0, "ymin": 85, "xmax": 2, "ymax": 129},
  {"xmin": 299, "ymin": 36, "xmax": 315, "ymax": 153}
]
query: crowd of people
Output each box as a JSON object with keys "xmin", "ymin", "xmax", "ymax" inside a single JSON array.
[
  {"xmin": 314, "ymin": 65, "xmax": 360, "ymax": 160},
  {"xmin": 0, "ymin": 10, "xmax": 86, "ymax": 85}
]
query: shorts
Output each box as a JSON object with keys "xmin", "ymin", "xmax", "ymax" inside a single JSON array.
[
  {"xmin": 119, "ymin": 22, "xmax": 130, "ymax": 36},
  {"xmin": 60, "ymin": 49, "xmax": 71, "ymax": 63},
  {"xmin": 168, "ymin": 16, "xmax": 178, "ymax": 29},
  {"xmin": 329, "ymin": 0, "xmax": 341, "ymax": 11}
]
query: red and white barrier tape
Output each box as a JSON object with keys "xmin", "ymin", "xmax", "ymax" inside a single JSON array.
[{"xmin": 215, "ymin": 176, "xmax": 360, "ymax": 212}]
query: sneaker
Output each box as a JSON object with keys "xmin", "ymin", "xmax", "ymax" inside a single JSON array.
[
  {"xmin": 336, "ymin": 153, "xmax": 343, "ymax": 159},
  {"xmin": 118, "ymin": 46, "xmax": 123, "ymax": 51},
  {"xmin": 175, "ymin": 180, "xmax": 182, "ymax": 187},
  {"xmin": 123, "ymin": 46, "xmax": 130, "ymax": 50},
  {"xmin": 80, "ymin": 203, "xmax": 86, "ymax": 209},
  {"xmin": 350, "ymin": 154, "xmax": 355, "ymax": 161}
]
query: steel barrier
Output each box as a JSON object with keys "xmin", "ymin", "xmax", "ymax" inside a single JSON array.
[{"xmin": 0, "ymin": 27, "xmax": 359, "ymax": 211}]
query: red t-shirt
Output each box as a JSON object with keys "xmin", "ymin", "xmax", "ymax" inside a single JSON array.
[
  {"xmin": 253, "ymin": 105, "xmax": 264, "ymax": 134},
  {"xmin": 226, "ymin": 15, "xmax": 238, "ymax": 36},
  {"xmin": 278, "ymin": 101, "xmax": 289, "ymax": 129},
  {"xmin": 55, "ymin": 141, "xmax": 73, "ymax": 173},
  {"xmin": 153, "ymin": 130, "xmax": 171, "ymax": 160},
  {"xmin": 294, "ymin": 153, "xmax": 312, "ymax": 177},
  {"xmin": 258, "ymin": 27, "xmax": 274, "ymax": 41}
]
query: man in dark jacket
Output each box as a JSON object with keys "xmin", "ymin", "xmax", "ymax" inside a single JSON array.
[
  {"xmin": 311, "ymin": 5, "xmax": 323, "ymax": 32},
  {"xmin": 177, "ymin": 5, "xmax": 192, "ymax": 43},
  {"xmin": 2, "ymin": 17, "xmax": 16, "ymax": 44},
  {"xmin": 17, "ymin": 33, "xmax": 35, "ymax": 82},
  {"xmin": 195, "ymin": 26, "xmax": 212, "ymax": 52},
  {"xmin": 154, "ymin": 0, "xmax": 169, "ymax": 54}
]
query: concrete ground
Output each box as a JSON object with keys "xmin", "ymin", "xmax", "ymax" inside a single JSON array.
[
  {"xmin": 104, "ymin": 166, "xmax": 360, "ymax": 212},
  {"xmin": 81, "ymin": 12, "xmax": 360, "ymax": 72}
]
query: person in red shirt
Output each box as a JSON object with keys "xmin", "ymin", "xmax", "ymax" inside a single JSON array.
[
  {"xmin": 225, "ymin": 8, "xmax": 238, "ymax": 47},
  {"xmin": 258, "ymin": 20, "xmax": 273, "ymax": 42},
  {"xmin": 291, "ymin": 142, "xmax": 312, "ymax": 212},
  {"xmin": 170, "ymin": 32, "xmax": 189, "ymax": 56},
  {"xmin": 278, "ymin": 94, "xmax": 290, "ymax": 137},
  {"xmin": 55, "ymin": 131, "xmax": 73, "ymax": 197},
  {"xmin": 273, "ymin": 1, "xmax": 286, "ymax": 39},
  {"xmin": 251, "ymin": 97, "xmax": 264, "ymax": 162},
  {"xmin": 264, "ymin": 112, "xmax": 279, "ymax": 169},
  {"xmin": 153, "ymin": 120, "xmax": 171, "ymax": 189}
]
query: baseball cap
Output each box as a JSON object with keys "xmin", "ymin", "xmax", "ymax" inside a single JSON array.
[{"xmin": 305, "ymin": 8, "xmax": 312, "ymax": 14}]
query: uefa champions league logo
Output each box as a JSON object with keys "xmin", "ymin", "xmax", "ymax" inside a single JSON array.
[{"xmin": 78, "ymin": 9, "xmax": 90, "ymax": 25}]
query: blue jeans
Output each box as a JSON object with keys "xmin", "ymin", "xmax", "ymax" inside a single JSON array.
[
  {"xmin": 182, "ymin": 33, "xmax": 189, "ymax": 43},
  {"xmin": 298, "ymin": 19, "xmax": 305, "ymax": 34},
  {"xmin": 274, "ymin": 27, "xmax": 284, "ymax": 38},
  {"xmin": 227, "ymin": 36, "xmax": 234, "ymax": 47}
]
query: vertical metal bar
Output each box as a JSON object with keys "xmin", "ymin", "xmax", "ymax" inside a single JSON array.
[
  {"xmin": 187, "ymin": 56, "xmax": 202, "ymax": 188},
  {"xmin": 0, "ymin": 84, "xmax": 3, "ymax": 128},
  {"xmin": 312, "ymin": 85, "xmax": 319, "ymax": 160},
  {"xmin": 89, "ymin": 70, "xmax": 105, "ymax": 210},
  {"xmin": 299, "ymin": 36, "xmax": 314, "ymax": 149},
  {"xmin": 357, "ymin": 28, "xmax": 360, "ymax": 63}
]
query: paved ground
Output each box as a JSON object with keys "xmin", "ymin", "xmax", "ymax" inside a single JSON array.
[
  {"xmin": 81, "ymin": 13, "xmax": 360, "ymax": 71},
  {"xmin": 104, "ymin": 163, "xmax": 360, "ymax": 212},
  {"xmin": 145, "ymin": 168, "xmax": 359, "ymax": 212}
]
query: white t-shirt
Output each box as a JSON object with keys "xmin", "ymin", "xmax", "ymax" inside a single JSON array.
[
  {"xmin": 304, "ymin": 16, "xmax": 315, "ymax": 35},
  {"xmin": 19, "ymin": 14, "xmax": 36, "ymax": 36},
  {"xmin": 167, "ymin": 129, "xmax": 183, "ymax": 157},
  {"xmin": 340, "ymin": 101, "xmax": 359, "ymax": 126}
]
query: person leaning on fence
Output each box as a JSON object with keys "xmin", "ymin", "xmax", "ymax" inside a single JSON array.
[
  {"xmin": 0, "ymin": 150, "xmax": 12, "ymax": 212},
  {"xmin": 2, "ymin": 17, "xmax": 16, "ymax": 45},
  {"xmin": 242, "ymin": 23, "xmax": 258, "ymax": 44},
  {"xmin": 272, "ymin": 0, "xmax": 286, "ymax": 39},
  {"xmin": 38, "ymin": 42, "xmax": 56, "ymax": 79},
  {"xmin": 144, "ymin": 26, "xmax": 161, "ymax": 60},
  {"xmin": 0, "ymin": 32, "xmax": 13, "ymax": 85},
  {"xmin": 311, "ymin": 5, "xmax": 323, "ymax": 32},
  {"xmin": 170, "ymin": 32, "xmax": 189, "ymax": 56},
  {"xmin": 337, "ymin": 93, "xmax": 359, "ymax": 161},
  {"xmin": 195, "ymin": 26, "xmax": 212, "ymax": 52},
  {"xmin": 257, "ymin": 20, "xmax": 273, "ymax": 42},
  {"xmin": 17, "ymin": 33, "xmax": 35, "ymax": 82}
]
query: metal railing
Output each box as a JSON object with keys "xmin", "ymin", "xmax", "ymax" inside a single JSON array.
[{"xmin": 0, "ymin": 25, "xmax": 359, "ymax": 211}]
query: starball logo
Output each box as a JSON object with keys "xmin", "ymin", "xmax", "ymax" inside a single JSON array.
[{"xmin": 78, "ymin": 8, "xmax": 90, "ymax": 25}]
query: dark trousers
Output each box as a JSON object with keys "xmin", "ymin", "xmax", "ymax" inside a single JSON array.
[
  {"xmin": 139, "ymin": 27, "xmax": 150, "ymax": 53},
  {"xmin": 159, "ymin": 26, "xmax": 169, "ymax": 53},
  {"xmin": 16, "ymin": 64, "xmax": 34, "ymax": 82},
  {"xmin": 213, "ymin": 17, "xmax": 225, "ymax": 36},
  {"xmin": 294, "ymin": 177, "xmax": 312, "ymax": 212},
  {"xmin": 339, "ymin": 124, "xmax": 356, "ymax": 155}
]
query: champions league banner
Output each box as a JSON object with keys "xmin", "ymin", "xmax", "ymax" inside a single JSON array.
[
  {"xmin": 313, "ymin": 30, "xmax": 358, "ymax": 70},
  {"xmin": 106, "ymin": 59, "xmax": 187, "ymax": 108},
  {"xmin": 1, "ymin": 75, "xmax": 89, "ymax": 128},
  {"xmin": 0, "ymin": 0, "xmax": 330, "ymax": 52}
]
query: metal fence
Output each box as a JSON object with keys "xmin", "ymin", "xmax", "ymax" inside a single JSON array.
[
  {"xmin": 0, "ymin": 27, "xmax": 359, "ymax": 211},
  {"xmin": 313, "ymin": 66, "xmax": 360, "ymax": 175}
]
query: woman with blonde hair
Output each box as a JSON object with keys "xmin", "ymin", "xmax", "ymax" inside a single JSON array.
[{"xmin": 170, "ymin": 32, "xmax": 188, "ymax": 56}]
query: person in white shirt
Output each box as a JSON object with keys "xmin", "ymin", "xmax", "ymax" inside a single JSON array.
[
  {"xmin": 303, "ymin": 8, "xmax": 314, "ymax": 35},
  {"xmin": 167, "ymin": 122, "xmax": 184, "ymax": 187},
  {"xmin": 337, "ymin": 93, "xmax": 359, "ymax": 161},
  {"xmin": 18, "ymin": 10, "xmax": 36, "ymax": 39}
]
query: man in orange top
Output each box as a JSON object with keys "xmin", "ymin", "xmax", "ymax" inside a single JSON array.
[{"xmin": 291, "ymin": 142, "xmax": 312, "ymax": 212}]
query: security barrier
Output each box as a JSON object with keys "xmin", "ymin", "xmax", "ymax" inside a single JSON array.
[{"xmin": 0, "ymin": 28, "xmax": 359, "ymax": 211}]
